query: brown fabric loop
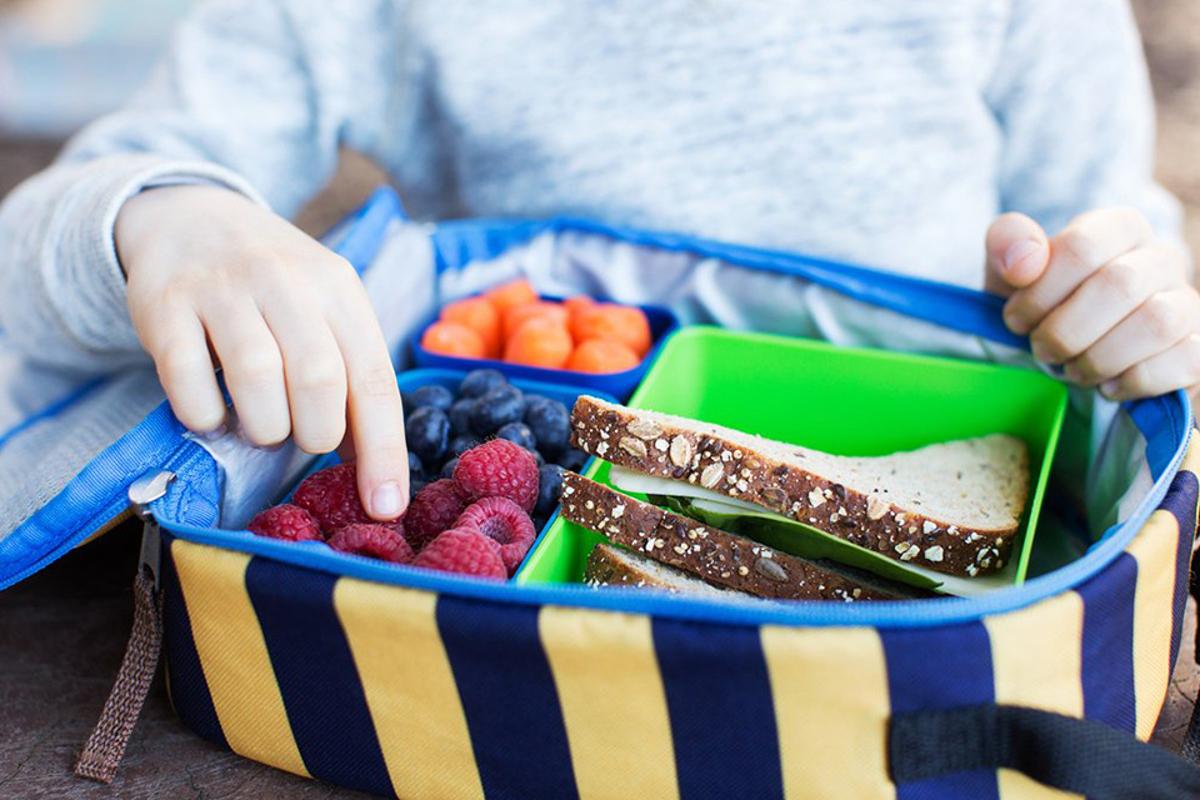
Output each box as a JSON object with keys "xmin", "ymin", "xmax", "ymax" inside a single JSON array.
[{"xmin": 74, "ymin": 566, "xmax": 163, "ymax": 784}]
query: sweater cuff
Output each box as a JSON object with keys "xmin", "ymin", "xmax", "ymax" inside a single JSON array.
[{"xmin": 51, "ymin": 155, "xmax": 267, "ymax": 355}]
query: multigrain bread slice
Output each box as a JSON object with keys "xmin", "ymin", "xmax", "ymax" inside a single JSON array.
[
  {"xmin": 569, "ymin": 396, "xmax": 1029, "ymax": 577},
  {"xmin": 584, "ymin": 543, "xmax": 737, "ymax": 598},
  {"xmin": 562, "ymin": 472, "xmax": 926, "ymax": 601}
]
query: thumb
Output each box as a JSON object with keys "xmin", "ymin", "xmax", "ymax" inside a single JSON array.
[{"xmin": 984, "ymin": 212, "xmax": 1050, "ymax": 296}]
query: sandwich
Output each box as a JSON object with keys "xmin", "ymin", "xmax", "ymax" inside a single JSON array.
[{"xmin": 563, "ymin": 396, "xmax": 1031, "ymax": 601}]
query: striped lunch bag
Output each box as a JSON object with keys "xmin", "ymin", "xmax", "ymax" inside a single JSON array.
[{"xmin": 1, "ymin": 188, "xmax": 1199, "ymax": 799}]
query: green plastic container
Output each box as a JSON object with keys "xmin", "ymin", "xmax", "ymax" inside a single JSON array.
[{"xmin": 516, "ymin": 327, "xmax": 1069, "ymax": 589}]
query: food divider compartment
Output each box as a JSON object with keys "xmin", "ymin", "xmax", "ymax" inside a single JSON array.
[
  {"xmin": 413, "ymin": 295, "xmax": 680, "ymax": 400},
  {"xmin": 515, "ymin": 327, "xmax": 1068, "ymax": 589}
]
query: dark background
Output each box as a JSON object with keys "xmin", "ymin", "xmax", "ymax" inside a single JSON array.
[{"xmin": 0, "ymin": 2, "xmax": 1197, "ymax": 797}]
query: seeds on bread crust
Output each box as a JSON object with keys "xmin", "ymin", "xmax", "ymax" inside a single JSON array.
[
  {"xmin": 569, "ymin": 396, "xmax": 1025, "ymax": 577},
  {"xmin": 669, "ymin": 435, "xmax": 693, "ymax": 468},
  {"xmin": 700, "ymin": 463, "xmax": 724, "ymax": 488},
  {"xmin": 619, "ymin": 436, "xmax": 648, "ymax": 458},
  {"xmin": 626, "ymin": 419, "xmax": 663, "ymax": 440}
]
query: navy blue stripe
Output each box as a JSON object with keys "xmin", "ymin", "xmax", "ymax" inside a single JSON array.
[
  {"xmin": 1162, "ymin": 470, "xmax": 1198, "ymax": 670},
  {"xmin": 881, "ymin": 623, "xmax": 998, "ymax": 800},
  {"xmin": 1079, "ymin": 553, "xmax": 1138, "ymax": 734},
  {"xmin": 437, "ymin": 595, "xmax": 577, "ymax": 800},
  {"xmin": 652, "ymin": 618, "xmax": 783, "ymax": 800},
  {"xmin": 244, "ymin": 558, "xmax": 392, "ymax": 796},
  {"xmin": 160, "ymin": 536, "xmax": 227, "ymax": 749}
]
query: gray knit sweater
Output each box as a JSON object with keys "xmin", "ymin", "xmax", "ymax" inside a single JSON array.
[{"xmin": 0, "ymin": 0, "xmax": 1181, "ymax": 373}]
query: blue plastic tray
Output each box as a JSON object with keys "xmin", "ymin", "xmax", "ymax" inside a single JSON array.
[{"xmin": 412, "ymin": 297, "xmax": 679, "ymax": 401}]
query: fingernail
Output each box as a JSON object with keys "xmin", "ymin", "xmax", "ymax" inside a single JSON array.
[
  {"xmin": 371, "ymin": 482, "xmax": 403, "ymax": 519},
  {"xmin": 1004, "ymin": 239, "xmax": 1043, "ymax": 273},
  {"xmin": 1100, "ymin": 380, "xmax": 1119, "ymax": 399}
]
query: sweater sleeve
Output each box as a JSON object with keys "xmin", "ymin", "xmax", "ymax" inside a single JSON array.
[
  {"xmin": 985, "ymin": 0, "xmax": 1184, "ymax": 249},
  {"xmin": 0, "ymin": 0, "xmax": 402, "ymax": 373}
]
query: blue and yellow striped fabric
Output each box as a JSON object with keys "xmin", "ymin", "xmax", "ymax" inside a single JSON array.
[{"xmin": 160, "ymin": 446, "xmax": 1200, "ymax": 800}]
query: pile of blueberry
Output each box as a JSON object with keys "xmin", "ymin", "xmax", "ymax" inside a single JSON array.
[{"xmin": 403, "ymin": 369, "xmax": 588, "ymax": 529}]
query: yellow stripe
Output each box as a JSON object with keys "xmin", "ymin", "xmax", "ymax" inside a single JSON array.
[
  {"xmin": 539, "ymin": 606, "xmax": 678, "ymax": 800},
  {"xmin": 333, "ymin": 578, "xmax": 483, "ymax": 800},
  {"xmin": 171, "ymin": 539, "xmax": 308, "ymax": 776},
  {"xmin": 985, "ymin": 591, "xmax": 1085, "ymax": 800},
  {"xmin": 760, "ymin": 625, "xmax": 894, "ymax": 800},
  {"xmin": 1128, "ymin": 508, "xmax": 1181, "ymax": 740},
  {"xmin": 1181, "ymin": 438, "xmax": 1200, "ymax": 477}
]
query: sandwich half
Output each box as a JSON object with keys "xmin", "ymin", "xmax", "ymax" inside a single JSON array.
[
  {"xmin": 570, "ymin": 396, "xmax": 1029, "ymax": 578},
  {"xmin": 563, "ymin": 472, "xmax": 932, "ymax": 601}
]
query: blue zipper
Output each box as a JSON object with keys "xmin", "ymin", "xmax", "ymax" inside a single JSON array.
[
  {"xmin": 160, "ymin": 401, "xmax": 1191, "ymax": 631},
  {"xmin": 0, "ymin": 437, "xmax": 201, "ymax": 591}
]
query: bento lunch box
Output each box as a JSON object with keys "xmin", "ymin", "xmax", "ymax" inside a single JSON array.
[{"xmin": 517, "ymin": 326, "xmax": 1068, "ymax": 588}]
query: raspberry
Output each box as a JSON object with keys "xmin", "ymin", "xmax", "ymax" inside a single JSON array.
[
  {"xmin": 292, "ymin": 463, "xmax": 373, "ymax": 533},
  {"xmin": 412, "ymin": 527, "xmax": 506, "ymax": 579},
  {"xmin": 404, "ymin": 479, "xmax": 470, "ymax": 551},
  {"xmin": 454, "ymin": 497, "xmax": 536, "ymax": 575},
  {"xmin": 247, "ymin": 503, "xmax": 323, "ymax": 542},
  {"xmin": 452, "ymin": 439, "xmax": 539, "ymax": 512},
  {"xmin": 328, "ymin": 523, "xmax": 414, "ymax": 564}
]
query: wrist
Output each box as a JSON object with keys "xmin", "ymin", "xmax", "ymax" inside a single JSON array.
[{"xmin": 114, "ymin": 184, "xmax": 249, "ymax": 278}]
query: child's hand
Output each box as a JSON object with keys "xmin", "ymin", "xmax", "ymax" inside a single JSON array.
[
  {"xmin": 985, "ymin": 209, "xmax": 1197, "ymax": 400},
  {"xmin": 116, "ymin": 185, "xmax": 408, "ymax": 519}
]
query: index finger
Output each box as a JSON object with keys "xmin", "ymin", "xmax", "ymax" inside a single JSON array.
[
  {"xmin": 325, "ymin": 277, "xmax": 409, "ymax": 521},
  {"xmin": 1003, "ymin": 207, "xmax": 1153, "ymax": 335}
]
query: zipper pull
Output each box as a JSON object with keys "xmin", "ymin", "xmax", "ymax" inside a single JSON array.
[{"xmin": 128, "ymin": 470, "xmax": 174, "ymax": 590}]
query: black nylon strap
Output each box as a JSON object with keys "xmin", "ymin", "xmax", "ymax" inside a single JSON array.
[{"xmin": 889, "ymin": 704, "xmax": 1200, "ymax": 799}]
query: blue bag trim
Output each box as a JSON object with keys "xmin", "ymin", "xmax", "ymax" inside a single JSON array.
[
  {"xmin": 0, "ymin": 404, "xmax": 203, "ymax": 590},
  {"xmin": 326, "ymin": 186, "xmax": 407, "ymax": 274}
]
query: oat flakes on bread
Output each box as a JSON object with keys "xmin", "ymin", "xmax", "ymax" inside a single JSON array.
[
  {"xmin": 562, "ymin": 472, "xmax": 926, "ymax": 601},
  {"xmin": 569, "ymin": 396, "xmax": 1028, "ymax": 577},
  {"xmin": 584, "ymin": 542, "xmax": 735, "ymax": 597}
]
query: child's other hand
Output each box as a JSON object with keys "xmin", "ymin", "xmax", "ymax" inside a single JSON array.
[
  {"xmin": 116, "ymin": 185, "xmax": 408, "ymax": 520},
  {"xmin": 985, "ymin": 208, "xmax": 1197, "ymax": 401}
]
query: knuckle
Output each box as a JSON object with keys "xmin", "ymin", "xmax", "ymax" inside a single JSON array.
[
  {"xmin": 1032, "ymin": 325, "xmax": 1072, "ymax": 361},
  {"xmin": 226, "ymin": 345, "xmax": 283, "ymax": 385},
  {"xmin": 354, "ymin": 366, "xmax": 401, "ymax": 401},
  {"xmin": 1096, "ymin": 259, "xmax": 1143, "ymax": 298},
  {"xmin": 1055, "ymin": 228, "xmax": 1094, "ymax": 267},
  {"xmin": 245, "ymin": 428, "xmax": 289, "ymax": 449},
  {"xmin": 156, "ymin": 347, "xmax": 212, "ymax": 386},
  {"xmin": 1142, "ymin": 293, "xmax": 1185, "ymax": 342},
  {"xmin": 290, "ymin": 357, "xmax": 344, "ymax": 394},
  {"xmin": 364, "ymin": 434, "xmax": 409, "ymax": 465},
  {"xmin": 1069, "ymin": 353, "xmax": 1100, "ymax": 382},
  {"xmin": 293, "ymin": 425, "xmax": 345, "ymax": 455}
]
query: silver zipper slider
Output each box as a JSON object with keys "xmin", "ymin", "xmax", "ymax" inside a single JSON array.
[{"xmin": 129, "ymin": 470, "xmax": 175, "ymax": 590}]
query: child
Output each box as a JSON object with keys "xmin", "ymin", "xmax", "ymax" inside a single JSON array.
[{"xmin": 0, "ymin": 0, "xmax": 1194, "ymax": 521}]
